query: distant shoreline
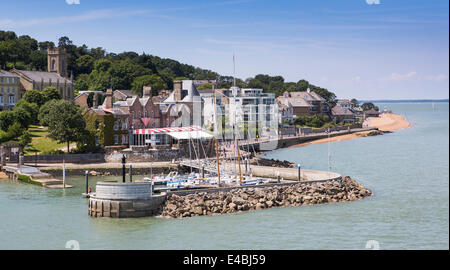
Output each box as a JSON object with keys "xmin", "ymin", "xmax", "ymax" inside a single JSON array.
[
  {"xmin": 288, "ymin": 113, "xmax": 411, "ymax": 148},
  {"xmin": 360, "ymin": 99, "xmax": 449, "ymax": 103}
]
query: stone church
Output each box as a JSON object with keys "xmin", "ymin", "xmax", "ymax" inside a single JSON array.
[{"xmin": 11, "ymin": 47, "xmax": 75, "ymax": 101}]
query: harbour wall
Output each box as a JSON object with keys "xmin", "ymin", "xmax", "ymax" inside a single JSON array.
[
  {"xmin": 245, "ymin": 127, "xmax": 377, "ymax": 152},
  {"xmin": 160, "ymin": 176, "xmax": 372, "ymax": 218},
  {"xmin": 41, "ymin": 166, "xmax": 175, "ymax": 177}
]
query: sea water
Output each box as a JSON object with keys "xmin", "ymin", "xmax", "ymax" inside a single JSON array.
[{"xmin": 0, "ymin": 102, "xmax": 448, "ymax": 249}]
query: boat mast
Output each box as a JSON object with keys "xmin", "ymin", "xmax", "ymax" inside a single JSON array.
[
  {"xmin": 236, "ymin": 135, "xmax": 243, "ymax": 185},
  {"xmin": 213, "ymin": 86, "xmax": 221, "ymax": 186}
]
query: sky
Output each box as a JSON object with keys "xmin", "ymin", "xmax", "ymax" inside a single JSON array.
[{"xmin": 0, "ymin": 0, "xmax": 448, "ymax": 100}]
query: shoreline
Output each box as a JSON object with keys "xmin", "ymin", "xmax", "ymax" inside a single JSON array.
[{"xmin": 289, "ymin": 113, "xmax": 411, "ymax": 148}]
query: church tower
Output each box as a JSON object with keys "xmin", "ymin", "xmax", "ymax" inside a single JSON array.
[{"xmin": 47, "ymin": 48, "xmax": 68, "ymax": 78}]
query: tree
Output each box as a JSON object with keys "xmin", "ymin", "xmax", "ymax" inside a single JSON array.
[
  {"xmin": 43, "ymin": 100, "xmax": 86, "ymax": 152},
  {"xmin": 18, "ymin": 130, "xmax": 32, "ymax": 147},
  {"xmin": 13, "ymin": 101, "xmax": 39, "ymax": 127},
  {"xmin": 38, "ymin": 99, "xmax": 59, "ymax": 126},
  {"xmin": 350, "ymin": 98, "xmax": 359, "ymax": 107},
  {"xmin": 6, "ymin": 122, "xmax": 24, "ymax": 140},
  {"xmin": 75, "ymin": 74, "xmax": 90, "ymax": 91},
  {"xmin": 21, "ymin": 90, "xmax": 45, "ymax": 106},
  {"xmin": 38, "ymin": 41, "xmax": 55, "ymax": 51},
  {"xmin": 93, "ymin": 58, "xmax": 112, "ymax": 72},
  {"xmin": 76, "ymin": 55, "xmax": 94, "ymax": 74},
  {"xmin": 42, "ymin": 86, "xmax": 61, "ymax": 102},
  {"xmin": 58, "ymin": 36, "xmax": 73, "ymax": 48},
  {"xmin": 29, "ymin": 50, "xmax": 47, "ymax": 70},
  {"xmin": 131, "ymin": 74, "xmax": 167, "ymax": 96},
  {"xmin": 309, "ymin": 84, "xmax": 336, "ymax": 106},
  {"xmin": 0, "ymin": 110, "xmax": 15, "ymax": 131},
  {"xmin": 361, "ymin": 102, "xmax": 379, "ymax": 111},
  {"xmin": 197, "ymin": 83, "xmax": 213, "ymax": 90},
  {"xmin": 88, "ymin": 70, "xmax": 111, "ymax": 91}
]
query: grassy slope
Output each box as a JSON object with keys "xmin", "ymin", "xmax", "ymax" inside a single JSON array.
[{"xmin": 24, "ymin": 125, "xmax": 66, "ymax": 155}]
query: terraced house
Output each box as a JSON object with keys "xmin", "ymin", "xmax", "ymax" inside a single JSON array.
[
  {"xmin": 276, "ymin": 89, "xmax": 330, "ymax": 119},
  {"xmin": 0, "ymin": 70, "xmax": 20, "ymax": 111}
]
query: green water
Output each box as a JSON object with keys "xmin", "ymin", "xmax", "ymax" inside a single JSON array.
[{"xmin": 0, "ymin": 103, "xmax": 448, "ymax": 249}]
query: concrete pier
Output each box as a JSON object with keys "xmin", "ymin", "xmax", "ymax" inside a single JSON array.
[{"xmin": 1, "ymin": 164, "xmax": 72, "ymax": 188}]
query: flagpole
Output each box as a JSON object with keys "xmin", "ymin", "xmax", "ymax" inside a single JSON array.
[{"xmin": 233, "ymin": 53, "xmax": 236, "ymax": 87}]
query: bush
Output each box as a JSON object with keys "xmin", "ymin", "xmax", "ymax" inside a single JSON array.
[
  {"xmin": 322, "ymin": 122, "xmax": 336, "ymax": 129},
  {"xmin": 41, "ymin": 149, "xmax": 65, "ymax": 155},
  {"xmin": 293, "ymin": 115, "xmax": 329, "ymax": 128}
]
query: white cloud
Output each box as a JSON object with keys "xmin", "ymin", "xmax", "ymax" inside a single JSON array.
[
  {"xmin": 352, "ymin": 76, "xmax": 361, "ymax": 82},
  {"xmin": 0, "ymin": 9, "xmax": 156, "ymax": 28},
  {"xmin": 423, "ymin": 74, "xmax": 449, "ymax": 82},
  {"xmin": 381, "ymin": 71, "xmax": 417, "ymax": 81}
]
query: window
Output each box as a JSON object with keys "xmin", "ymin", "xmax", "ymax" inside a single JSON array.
[
  {"xmin": 138, "ymin": 112, "xmax": 141, "ymax": 118},
  {"xmin": 0, "ymin": 95, "xmax": 3, "ymax": 104},
  {"xmin": 122, "ymin": 120, "xmax": 127, "ymax": 130},
  {"xmin": 122, "ymin": 135, "xmax": 127, "ymax": 144},
  {"xmin": 9, "ymin": 95, "xmax": 15, "ymax": 105},
  {"xmin": 113, "ymin": 120, "xmax": 119, "ymax": 130},
  {"xmin": 114, "ymin": 135, "xmax": 119, "ymax": 145}
]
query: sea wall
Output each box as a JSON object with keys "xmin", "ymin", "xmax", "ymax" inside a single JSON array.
[
  {"xmin": 160, "ymin": 176, "xmax": 372, "ymax": 218},
  {"xmin": 248, "ymin": 127, "xmax": 377, "ymax": 151},
  {"xmin": 41, "ymin": 166, "xmax": 174, "ymax": 177}
]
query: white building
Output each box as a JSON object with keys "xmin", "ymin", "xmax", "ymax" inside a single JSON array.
[{"xmin": 203, "ymin": 86, "xmax": 279, "ymax": 139}]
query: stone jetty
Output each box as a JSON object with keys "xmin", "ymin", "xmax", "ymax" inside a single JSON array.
[{"xmin": 160, "ymin": 176, "xmax": 372, "ymax": 218}]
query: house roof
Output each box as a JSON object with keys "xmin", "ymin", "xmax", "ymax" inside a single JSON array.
[
  {"xmin": 276, "ymin": 96, "xmax": 311, "ymax": 107},
  {"xmin": 12, "ymin": 69, "xmax": 72, "ymax": 83},
  {"xmin": 93, "ymin": 107, "xmax": 128, "ymax": 116},
  {"xmin": 332, "ymin": 105, "xmax": 354, "ymax": 116},
  {"xmin": 289, "ymin": 91, "xmax": 325, "ymax": 102},
  {"xmin": 114, "ymin": 90, "xmax": 137, "ymax": 98},
  {"xmin": 0, "ymin": 70, "xmax": 19, "ymax": 77}
]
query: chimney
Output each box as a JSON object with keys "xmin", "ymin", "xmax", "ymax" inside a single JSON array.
[
  {"xmin": 93, "ymin": 93, "xmax": 98, "ymax": 109},
  {"xmin": 173, "ymin": 80, "xmax": 182, "ymax": 101},
  {"xmin": 143, "ymin": 86, "xmax": 152, "ymax": 98},
  {"xmin": 104, "ymin": 89, "xmax": 113, "ymax": 109}
]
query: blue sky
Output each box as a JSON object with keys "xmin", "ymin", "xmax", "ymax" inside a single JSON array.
[{"xmin": 0, "ymin": 0, "xmax": 448, "ymax": 100}]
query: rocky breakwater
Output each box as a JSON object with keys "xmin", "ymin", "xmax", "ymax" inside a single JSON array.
[{"xmin": 160, "ymin": 176, "xmax": 372, "ymax": 218}]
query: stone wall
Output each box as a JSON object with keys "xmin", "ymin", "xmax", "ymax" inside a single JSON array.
[
  {"xmin": 23, "ymin": 153, "xmax": 105, "ymax": 164},
  {"xmin": 160, "ymin": 176, "xmax": 372, "ymax": 218}
]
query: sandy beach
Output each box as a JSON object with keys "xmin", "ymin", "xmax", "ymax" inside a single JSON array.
[
  {"xmin": 290, "ymin": 113, "xmax": 411, "ymax": 148},
  {"xmin": 365, "ymin": 113, "xmax": 412, "ymax": 132}
]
